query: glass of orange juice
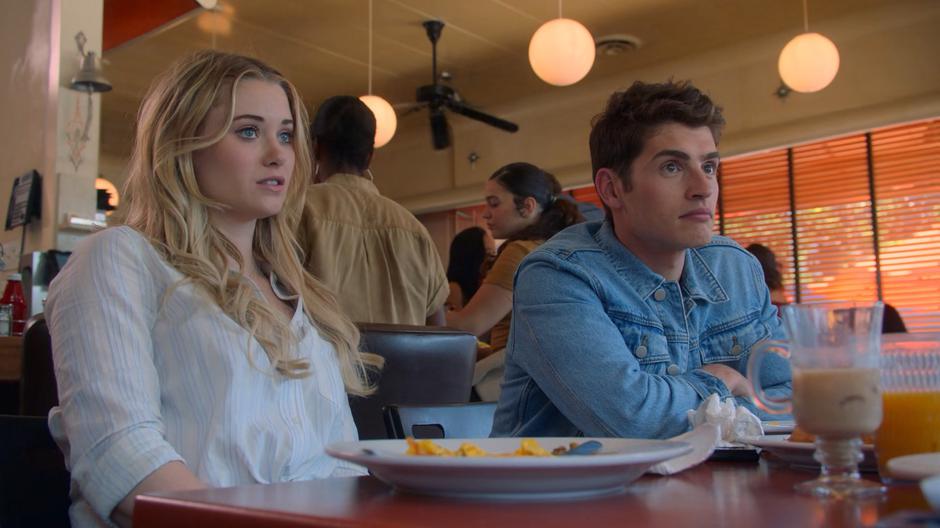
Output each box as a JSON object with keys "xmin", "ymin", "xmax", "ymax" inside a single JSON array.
[{"xmin": 876, "ymin": 333, "xmax": 940, "ymax": 482}]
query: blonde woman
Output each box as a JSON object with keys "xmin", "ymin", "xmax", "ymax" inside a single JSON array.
[{"xmin": 46, "ymin": 50, "xmax": 381, "ymax": 528}]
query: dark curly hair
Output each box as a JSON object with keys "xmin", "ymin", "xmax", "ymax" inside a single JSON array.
[
  {"xmin": 311, "ymin": 95, "xmax": 376, "ymax": 173},
  {"xmin": 590, "ymin": 80, "xmax": 725, "ymax": 189},
  {"xmin": 746, "ymin": 243, "xmax": 783, "ymax": 291}
]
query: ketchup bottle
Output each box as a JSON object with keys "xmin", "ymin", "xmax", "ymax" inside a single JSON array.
[{"xmin": 1, "ymin": 273, "xmax": 28, "ymax": 336}]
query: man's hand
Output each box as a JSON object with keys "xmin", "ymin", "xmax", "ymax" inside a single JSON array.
[{"xmin": 700, "ymin": 363, "xmax": 754, "ymax": 399}]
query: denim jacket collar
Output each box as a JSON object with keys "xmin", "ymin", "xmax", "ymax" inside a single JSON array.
[
  {"xmin": 594, "ymin": 221, "xmax": 727, "ymax": 304},
  {"xmin": 681, "ymin": 249, "xmax": 729, "ymax": 304}
]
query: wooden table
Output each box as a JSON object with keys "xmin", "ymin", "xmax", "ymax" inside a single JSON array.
[
  {"xmin": 134, "ymin": 459, "xmax": 933, "ymax": 528},
  {"xmin": 0, "ymin": 336, "xmax": 22, "ymax": 381}
]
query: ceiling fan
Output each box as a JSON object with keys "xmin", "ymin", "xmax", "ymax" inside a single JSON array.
[{"xmin": 413, "ymin": 20, "xmax": 519, "ymax": 150}]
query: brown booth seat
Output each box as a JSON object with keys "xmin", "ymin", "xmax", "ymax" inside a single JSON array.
[{"xmin": 350, "ymin": 323, "xmax": 477, "ymax": 440}]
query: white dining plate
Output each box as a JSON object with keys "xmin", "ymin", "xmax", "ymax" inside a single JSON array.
[
  {"xmin": 326, "ymin": 437, "xmax": 692, "ymax": 500},
  {"xmin": 887, "ymin": 453, "xmax": 940, "ymax": 482},
  {"xmin": 762, "ymin": 420, "xmax": 795, "ymax": 434},
  {"xmin": 744, "ymin": 434, "xmax": 877, "ymax": 472}
]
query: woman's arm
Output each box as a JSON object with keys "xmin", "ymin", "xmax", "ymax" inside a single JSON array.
[
  {"xmin": 47, "ymin": 228, "xmax": 191, "ymax": 524},
  {"xmin": 445, "ymin": 283, "xmax": 512, "ymax": 337},
  {"xmin": 446, "ymin": 242, "xmax": 528, "ymax": 337},
  {"xmin": 113, "ymin": 461, "xmax": 205, "ymax": 527}
]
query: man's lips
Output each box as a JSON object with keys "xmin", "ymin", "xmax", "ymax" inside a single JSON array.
[{"xmin": 680, "ymin": 209, "xmax": 713, "ymax": 220}]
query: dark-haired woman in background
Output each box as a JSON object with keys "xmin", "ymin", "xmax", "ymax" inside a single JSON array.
[
  {"xmin": 746, "ymin": 243, "xmax": 788, "ymax": 308},
  {"xmin": 445, "ymin": 226, "xmax": 496, "ymax": 311},
  {"xmin": 447, "ymin": 162, "xmax": 584, "ymax": 400}
]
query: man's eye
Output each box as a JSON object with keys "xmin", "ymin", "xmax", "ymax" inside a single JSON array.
[
  {"xmin": 662, "ymin": 161, "xmax": 682, "ymax": 174},
  {"xmin": 278, "ymin": 130, "xmax": 293, "ymax": 144},
  {"xmin": 703, "ymin": 162, "xmax": 718, "ymax": 175},
  {"xmin": 236, "ymin": 126, "xmax": 258, "ymax": 139}
]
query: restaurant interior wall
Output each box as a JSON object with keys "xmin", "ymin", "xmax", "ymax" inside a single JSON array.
[
  {"xmin": 0, "ymin": 1, "xmax": 59, "ymax": 276},
  {"xmin": 0, "ymin": 0, "xmax": 104, "ymax": 283}
]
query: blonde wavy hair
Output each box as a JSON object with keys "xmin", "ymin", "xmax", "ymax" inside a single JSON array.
[{"xmin": 121, "ymin": 50, "xmax": 381, "ymax": 395}]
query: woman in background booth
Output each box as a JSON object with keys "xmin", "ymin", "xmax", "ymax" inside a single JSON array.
[
  {"xmin": 45, "ymin": 50, "xmax": 381, "ymax": 528},
  {"xmin": 445, "ymin": 226, "xmax": 496, "ymax": 311},
  {"xmin": 746, "ymin": 243, "xmax": 788, "ymax": 308},
  {"xmin": 446, "ymin": 162, "xmax": 583, "ymax": 400}
]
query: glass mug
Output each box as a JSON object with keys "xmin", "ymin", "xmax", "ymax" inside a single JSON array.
[
  {"xmin": 748, "ymin": 301, "xmax": 885, "ymax": 498},
  {"xmin": 876, "ymin": 333, "xmax": 940, "ymax": 481}
]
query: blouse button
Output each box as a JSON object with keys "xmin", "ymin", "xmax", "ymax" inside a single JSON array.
[
  {"xmin": 634, "ymin": 345, "xmax": 648, "ymax": 359},
  {"xmin": 667, "ymin": 364, "xmax": 681, "ymax": 375},
  {"xmin": 653, "ymin": 289, "xmax": 667, "ymax": 302}
]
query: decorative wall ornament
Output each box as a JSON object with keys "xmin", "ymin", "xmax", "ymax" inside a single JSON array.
[
  {"xmin": 65, "ymin": 94, "xmax": 90, "ymax": 171},
  {"xmin": 66, "ymin": 31, "xmax": 112, "ymax": 172}
]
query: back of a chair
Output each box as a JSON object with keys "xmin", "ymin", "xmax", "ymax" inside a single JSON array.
[
  {"xmin": 19, "ymin": 313, "xmax": 58, "ymax": 417},
  {"xmin": 384, "ymin": 402, "xmax": 497, "ymax": 439},
  {"xmin": 350, "ymin": 323, "xmax": 476, "ymax": 439},
  {"xmin": 0, "ymin": 414, "xmax": 71, "ymax": 527}
]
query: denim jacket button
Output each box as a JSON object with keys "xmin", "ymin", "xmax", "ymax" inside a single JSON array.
[
  {"xmin": 667, "ymin": 364, "xmax": 681, "ymax": 375},
  {"xmin": 634, "ymin": 345, "xmax": 648, "ymax": 359},
  {"xmin": 730, "ymin": 344, "xmax": 742, "ymax": 355},
  {"xmin": 653, "ymin": 289, "xmax": 667, "ymax": 301}
]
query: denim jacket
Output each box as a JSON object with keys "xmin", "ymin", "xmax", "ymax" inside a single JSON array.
[{"xmin": 490, "ymin": 221, "xmax": 791, "ymax": 439}]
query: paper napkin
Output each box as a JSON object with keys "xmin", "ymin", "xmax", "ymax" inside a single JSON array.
[{"xmin": 687, "ymin": 393, "xmax": 764, "ymax": 447}]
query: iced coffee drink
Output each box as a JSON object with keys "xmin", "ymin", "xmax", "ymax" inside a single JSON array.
[{"xmin": 792, "ymin": 367, "xmax": 882, "ymax": 438}]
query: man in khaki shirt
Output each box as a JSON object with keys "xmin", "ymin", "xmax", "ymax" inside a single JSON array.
[{"xmin": 300, "ymin": 96, "xmax": 448, "ymax": 325}]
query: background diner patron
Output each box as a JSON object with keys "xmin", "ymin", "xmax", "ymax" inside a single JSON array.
[
  {"xmin": 446, "ymin": 162, "xmax": 583, "ymax": 401},
  {"xmin": 299, "ymin": 96, "xmax": 448, "ymax": 326}
]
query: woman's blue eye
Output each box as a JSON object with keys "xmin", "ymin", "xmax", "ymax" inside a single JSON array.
[
  {"xmin": 278, "ymin": 130, "xmax": 293, "ymax": 144},
  {"xmin": 236, "ymin": 126, "xmax": 258, "ymax": 139}
]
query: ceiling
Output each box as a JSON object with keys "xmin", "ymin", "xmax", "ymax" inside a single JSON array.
[{"xmin": 100, "ymin": 0, "xmax": 894, "ymax": 162}]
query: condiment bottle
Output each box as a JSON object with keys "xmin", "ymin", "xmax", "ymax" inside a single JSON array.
[{"xmin": 1, "ymin": 273, "xmax": 28, "ymax": 336}]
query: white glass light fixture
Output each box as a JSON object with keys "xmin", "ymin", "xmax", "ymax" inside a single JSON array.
[
  {"xmin": 528, "ymin": 0, "xmax": 595, "ymax": 86},
  {"xmin": 778, "ymin": 0, "xmax": 839, "ymax": 93},
  {"xmin": 359, "ymin": 0, "xmax": 396, "ymax": 147}
]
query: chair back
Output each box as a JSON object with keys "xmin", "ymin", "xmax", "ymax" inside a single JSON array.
[
  {"xmin": 350, "ymin": 323, "xmax": 476, "ymax": 439},
  {"xmin": 19, "ymin": 313, "xmax": 58, "ymax": 416},
  {"xmin": 0, "ymin": 414, "xmax": 71, "ymax": 527},
  {"xmin": 384, "ymin": 402, "xmax": 497, "ymax": 439}
]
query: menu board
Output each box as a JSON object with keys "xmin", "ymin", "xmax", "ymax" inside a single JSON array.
[{"xmin": 6, "ymin": 170, "xmax": 41, "ymax": 230}]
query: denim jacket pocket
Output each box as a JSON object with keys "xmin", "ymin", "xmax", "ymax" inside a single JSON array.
[
  {"xmin": 699, "ymin": 314, "xmax": 769, "ymax": 364},
  {"xmin": 616, "ymin": 321, "xmax": 670, "ymax": 371}
]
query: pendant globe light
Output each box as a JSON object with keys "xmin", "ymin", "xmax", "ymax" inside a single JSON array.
[
  {"xmin": 528, "ymin": 0, "xmax": 595, "ymax": 86},
  {"xmin": 777, "ymin": 0, "xmax": 839, "ymax": 93},
  {"xmin": 359, "ymin": 0, "xmax": 396, "ymax": 147}
]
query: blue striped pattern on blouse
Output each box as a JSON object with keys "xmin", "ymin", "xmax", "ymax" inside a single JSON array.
[{"xmin": 46, "ymin": 227, "xmax": 363, "ymax": 528}]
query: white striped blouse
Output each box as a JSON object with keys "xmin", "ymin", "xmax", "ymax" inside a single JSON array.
[{"xmin": 46, "ymin": 226, "xmax": 364, "ymax": 528}]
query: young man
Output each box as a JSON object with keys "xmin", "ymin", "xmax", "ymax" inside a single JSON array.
[
  {"xmin": 299, "ymin": 96, "xmax": 448, "ymax": 326},
  {"xmin": 491, "ymin": 81, "xmax": 791, "ymax": 439}
]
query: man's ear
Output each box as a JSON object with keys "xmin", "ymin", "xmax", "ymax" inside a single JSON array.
[{"xmin": 595, "ymin": 168, "xmax": 625, "ymax": 212}]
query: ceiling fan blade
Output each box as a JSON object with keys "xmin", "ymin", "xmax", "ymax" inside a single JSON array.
[
  {"xmin": 394, "ymin": 101, "xmax": 427, "ymax": 117},
  {"xmin": 430, "ymin": 108, "xmax": 451, "ymax": 150},
  {"xmin": 445, "ymin": 100, "xmax": 519, "ymax": 133}
]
